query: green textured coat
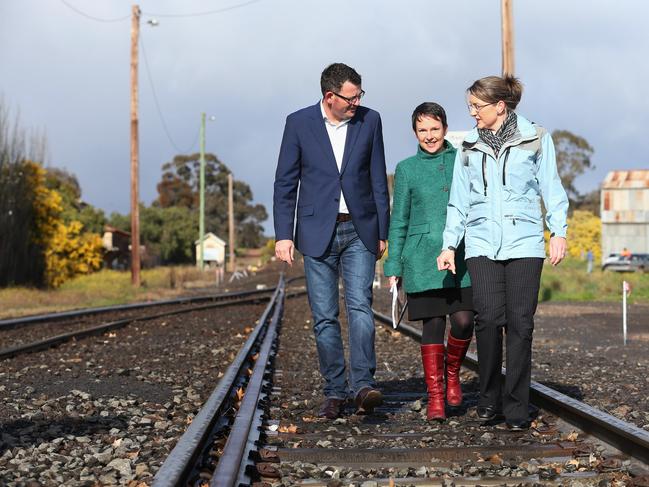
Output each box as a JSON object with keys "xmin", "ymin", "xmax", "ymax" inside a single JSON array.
[{"xmin": 384, "ymin": 142, "xmax": 471, "ymax": 293}]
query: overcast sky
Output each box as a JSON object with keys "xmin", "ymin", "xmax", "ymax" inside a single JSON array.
[{"xmin": 1, "ymin": 0, "xmax": 647, "ymax": 235}]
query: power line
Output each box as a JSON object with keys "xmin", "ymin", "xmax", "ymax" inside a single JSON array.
[
  {"xmin": 139, "ymin": 33, "xmax": 200, "ymax": 155},
  {"xmin": 143, "ymin": 0, "xmax": 263, "ymax": 18},
  {"xmin": 59, "ymin": 0, "xmax": 130, "ymax": 22},
  {"xmin": 59, "ymin": 0, "xmax": 263, "ymax": 23}
]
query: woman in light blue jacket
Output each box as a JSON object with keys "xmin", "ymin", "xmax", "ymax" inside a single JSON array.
[{"xmin": 437, "ymin": 75, "xmax": 568, "ymax": 431}]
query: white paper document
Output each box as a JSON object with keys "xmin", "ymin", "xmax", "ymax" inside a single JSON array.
[{"xmin": 390, "ymin": 282, "xmax": 399, "ymax": 329}]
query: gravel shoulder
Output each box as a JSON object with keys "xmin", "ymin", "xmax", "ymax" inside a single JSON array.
[{"xmin": 0, "ymin": 301, "xmax": 268, "ymax": 485}]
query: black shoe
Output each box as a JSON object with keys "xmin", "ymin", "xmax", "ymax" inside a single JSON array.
[
  {"xmin": 506, "ymin": 419, "xmax": 531, "ymax": 431},
  {"xmin": 477, "ymin": 405, "xmax": 501, "ymax": 421}
]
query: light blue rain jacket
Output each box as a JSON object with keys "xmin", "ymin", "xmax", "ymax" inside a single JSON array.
[{"xmin": 442, "ymin": 113, "xmax": 568, "ymax": 260}]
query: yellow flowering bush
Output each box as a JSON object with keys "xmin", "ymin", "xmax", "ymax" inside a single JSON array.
[
  {"xmin": 25, "ymin": 161, "xmax": 103, "ymax": 288},
  {"xmin": 25, "ymin": 161, "xmax": 62, "ymax": 246},
  {"xmin": 544, "ymin": 210, "xmax": 601, "ymax": 260},
  {"xmin": 45, "ymin": 221, "xmax": 103, "ymax": 288}
]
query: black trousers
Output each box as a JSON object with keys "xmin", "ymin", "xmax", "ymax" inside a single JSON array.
[{"xmin": 466, "ymin": 256, "xmax": 543, "ymax": 422}]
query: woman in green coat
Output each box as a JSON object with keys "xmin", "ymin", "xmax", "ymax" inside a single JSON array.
[{"xmin": 384, "ymin": 102, "xmax": 474, "ymax": 420}]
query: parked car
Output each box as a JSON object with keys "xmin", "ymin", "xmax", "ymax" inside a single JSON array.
[
  {"xmin": 602, "ymin": 253, "xmax": 649, "ymax": 272},
  {"xmin": 602, "ymin": 252, "xmax": 620, "ymax": 266}
]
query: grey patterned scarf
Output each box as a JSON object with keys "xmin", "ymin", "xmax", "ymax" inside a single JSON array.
[{"xmin": 478, "ymin": 110, "xmax": 518, "ymax": 157}]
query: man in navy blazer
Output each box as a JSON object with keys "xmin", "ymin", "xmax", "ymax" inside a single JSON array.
[{"xmin": 273, "ymin": 63, "xmax": 390, "ymax": 419}]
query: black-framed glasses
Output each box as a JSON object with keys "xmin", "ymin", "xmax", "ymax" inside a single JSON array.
[
  {"xmin": 332, "ymin": 90, "xmax": 365, "ymax": 104},
  {"xmin": 467, "ymin": 102, "xmax": 496, "ymax": 113}
]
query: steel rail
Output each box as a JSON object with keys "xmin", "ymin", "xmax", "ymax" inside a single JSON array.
[
  {"xmin": 285, "ymin": 275, "xmax": 305, "ymax": 285},
  {"xmin": 373, "ymin": 310, "xmax": 649, "ymax": 465},
  {"xmin": 152, "ymin": 275, "xmax": 285, "ymax": 487},
  {"xmin": 0, "ymin": 287, "xmax": 276, "ymax": 330},
  {"xmin": 0, "ymin": 293, "xmax": 274, "ymax": 360},
  {"xmin": 211, "ymin": 279, "xmax": 284, "ymax": 485}
]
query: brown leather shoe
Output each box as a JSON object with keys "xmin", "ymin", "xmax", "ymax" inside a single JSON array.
[
  {"xmin": 317, "ymin": 398, "xmax": 345, "ymax": 419},
  {"xmin": 354, "ymin": 387, "xmax": 383, "ymax": 415}
]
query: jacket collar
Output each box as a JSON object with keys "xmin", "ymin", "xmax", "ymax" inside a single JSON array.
[
  {"xmin": 307, "ymin": 102, "xmax": 337, "ymax": 170},
  {"xmin": 416, "ymin": 140, "xmax": 454, "ymax": 160},
  {"xmin": 307, "ymin": 101, "xmax": 363, "ymax": 175},
  {"xmin": 462, "ymin": 112, "xmax": 537, "ymax": 151}
]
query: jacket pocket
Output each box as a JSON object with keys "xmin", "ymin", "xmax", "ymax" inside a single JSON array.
[
  {"xmin": 362, "ymin": 200, "xmax": 377, "ymax": 214},
  {"xmin": 465, "ymin": 206, "xmax": 491, "ymax": 249},
  {"xmin": 408, "ymin": 223, "xmax": 430, "ymax": 235},
  {"xmin": 506, "ymin": 204, "xmax": 542, "ymax": 225},
  {"xmin": 297, "ymin": 204, "xmax": 314, "ymax": 218},
  {"xmin": 402, "ymin": 223, "xmax": 429, "ymax": 263},
  {"xmin": 503, "ymin": 204, "xmax": 544, "ymax": 250},
  {"xmin": 466, "ymin": 206, "xmax": 488, "ymax": 227}
]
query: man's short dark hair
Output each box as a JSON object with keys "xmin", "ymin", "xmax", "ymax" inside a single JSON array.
[
  {"xmin": 411, "ymin": 102, "xmax": 448, "ymax": 130},
  {"xmin": 320, "ymin": 63, "xmax": 362, "ymax": 96}
]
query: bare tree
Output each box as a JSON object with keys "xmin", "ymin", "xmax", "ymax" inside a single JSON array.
[{"xmin": 0, "ymin": 97, "xmax": 49, "ymax": 286}]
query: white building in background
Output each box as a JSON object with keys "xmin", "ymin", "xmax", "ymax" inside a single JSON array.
[
  {"xmin": 195, "ymin": 233, "xmax": 226, "ymax": 267},
  {"xmin": 600, "ymin": 170, "xmax": 649, "ymax": 263}
]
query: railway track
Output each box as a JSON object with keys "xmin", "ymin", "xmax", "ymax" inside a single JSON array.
[
  {"xmin": 0, "ymin": 290, "xmax": 276, "ymax": 361},
  {"xmin": 0, "ymin": 273, "xmax": 303, "ymax": 485},
  {"xmin": 0, "ymin": 287, "xmax": 280, "ymax": 331},
  {"xmin": 165, "ymin": 276, "xmax": 649, "ymax": 486},
  {"xmin": 0, "ymin": 281, "xmax": 305, "ymax": 361},
  {"xmin": 2, "ymin": 271, "xmax": 647, "ymax": 485},
  {"xmin": 152, "ymin": 275, "xmax": 286, "ymax": 486}
]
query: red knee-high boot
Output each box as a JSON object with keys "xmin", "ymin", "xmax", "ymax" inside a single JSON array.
[
  {"xmin": 421, "ymin": 344, "xmax": 446, "ymax": 420},
  {"xmin": 445, "ymin": 335, "xmax": 471, "ymax": 407}
]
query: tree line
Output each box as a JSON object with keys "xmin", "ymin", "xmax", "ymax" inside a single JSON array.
[
  {"xmin": 0, "ymin": 99, "xmax": 267, "ymax": 288},
  {"xmin": 0, "ymin": 96, "xmax": 598, "ymax": 289},
  {"xmin": 109, "ymin": 152, "xmax": 268, "ymax": 264}
]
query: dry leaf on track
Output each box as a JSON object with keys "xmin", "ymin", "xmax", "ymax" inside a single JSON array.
[
  {"xmin": 487, "ymin": 453, "xmax": 503, "ymax": 464},
  {"xmin": 563, "ymin": 431, "xmax": 579, "ymax": 441},
  {"xmin": 278, "ymin": 424, "xmax": 299, "ymax": 433}
]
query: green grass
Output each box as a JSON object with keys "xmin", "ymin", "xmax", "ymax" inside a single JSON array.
[
  {"xmin": 0, "ymin": 266, "xmax": 214, "ymax": 319},
  {"xmin": 540, "ymin": 258, "xmax": 649, "ymax": 303}
]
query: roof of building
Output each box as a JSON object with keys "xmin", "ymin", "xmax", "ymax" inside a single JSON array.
[
  {"xmin": 602, "ymin": 170, "xmax": 649, "ymax": 189},
  {"xmin": 103, "ymin": 225, "xmax": 130, "ymax": 237},
  {"xmin": 194, "ymin": 232, "xmax": 226, "ymax": 245}
]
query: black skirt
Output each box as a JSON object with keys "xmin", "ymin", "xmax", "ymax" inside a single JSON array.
[{"xmin": 407, "ymin": 287, "xmax": 473, "ymax": 321}]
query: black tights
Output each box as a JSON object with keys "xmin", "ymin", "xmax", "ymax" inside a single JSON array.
[{"xmin": 421, "ymin": 311, "xmax": 474, "ymax": 345}]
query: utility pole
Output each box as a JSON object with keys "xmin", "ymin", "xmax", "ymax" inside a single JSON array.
[
  {"xmin": 199, "ymin": 112, "xmax": 206, "ymax": 271},
  {"xmin": 130, "ymin": 4, "xmax": 141, "ymax": 287},
  {"xmin": 228, "ymin": 173, "xmax": 235, "ymax": 273},
  {"xmin": 501, "ymin": 0, "xmax": 514, "ymax": 76}
]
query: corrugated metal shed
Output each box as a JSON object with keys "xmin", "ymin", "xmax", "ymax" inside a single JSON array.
[
  {"xmin": 600, "ymin": 170, "xmax": 649, "ymax": 262},
  {"xmin": 602, "ymin": 170, "xmax": 649, "ymax": 189},
  {"xmin": 601, "ymin": 170, "xmax": 649, "ymax": 222}
]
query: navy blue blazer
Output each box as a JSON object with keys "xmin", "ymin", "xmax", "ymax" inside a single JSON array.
[{"xmin": 273, "ymin": 102, "xmax": 390, "ymax": 258}]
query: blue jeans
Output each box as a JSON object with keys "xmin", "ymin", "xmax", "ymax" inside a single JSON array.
[{"xmin": 303, "ymin": 220, "xmax": 377, "ymax": 399}]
